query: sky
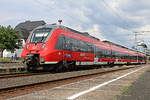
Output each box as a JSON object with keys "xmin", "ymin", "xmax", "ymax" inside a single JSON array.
[{"xmin": 0, "ymin": 0, "xmax": 150, "ymax": 49}]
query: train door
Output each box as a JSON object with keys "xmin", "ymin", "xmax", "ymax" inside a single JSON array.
[
  {"xmin": 94, "ymin": 45, "xmax": 99, "ymax": 64},
  {"xmin": 62, "ymin": 36, "xmax": 73, "ymax": 62}
]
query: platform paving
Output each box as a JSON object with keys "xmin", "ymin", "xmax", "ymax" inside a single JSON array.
[{"xmin": 118, "ymin": 68, "xmax": 150, "ymax": 100}]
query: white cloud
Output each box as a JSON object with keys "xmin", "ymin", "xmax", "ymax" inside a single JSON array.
[
  {"xmin": 0, "ymin": 0, "xmax": 150, "ymax": 48},
  {"xmin": 86, "ymin": 24, "xmax": 106, "ymax": 41}
]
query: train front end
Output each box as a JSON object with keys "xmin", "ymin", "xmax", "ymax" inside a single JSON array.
[{"xmin": 21, "ymin": 25, "xmax": 56, "ymax": 71}]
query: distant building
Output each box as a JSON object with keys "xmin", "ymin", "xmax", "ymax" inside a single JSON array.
[
  {"xmin": 3, "ymin": 20, "xmax": 46, "ymax": 58},
  {"xmin": 15, "ymin": 20, "xmax": 46, "ymax": 41}
]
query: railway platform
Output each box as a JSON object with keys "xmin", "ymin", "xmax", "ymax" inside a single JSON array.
[
  {"xmin": 6, "ymin": 64, "xmax": 150, "ymax": 100},
  {"xmin": 0, "ymin": 63, "xmax": 26, "ymax": 74},
  {"xmin": 118, "ymin": 66, "xmax": 150, "ymax": 100}
]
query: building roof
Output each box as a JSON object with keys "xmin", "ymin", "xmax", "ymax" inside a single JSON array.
[{"xmin": 15, "ymin": 20, "xmax": 46, "ymax": 40}]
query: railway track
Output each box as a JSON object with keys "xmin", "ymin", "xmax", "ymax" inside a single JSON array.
[
  {"xmin": 0, "ymin": 65, "xmax": 138, "ymax": 89},
  {"xmin": 0, "ymin": 65, "xmax": 143, "ymax": 99},
  {"xmin": 0, "ymin": 64, "xmax": 134, "ymax": 79},
  {"xmin": 0, "ymin": 72, "xmax": 50, "ymax": 79},
  {"xmin": 0, "ymin": 62, "xmax": 26, "ymax": 74}
]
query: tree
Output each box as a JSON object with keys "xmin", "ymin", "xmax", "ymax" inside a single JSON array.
[{"xmin": 0, "ymin": 25, "xmax": 19, "ymax": 57}]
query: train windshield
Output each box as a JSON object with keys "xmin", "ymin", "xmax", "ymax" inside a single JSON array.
[{"xmin": 30, "ymin": 28, "xmax": 52, "ymax": 43}]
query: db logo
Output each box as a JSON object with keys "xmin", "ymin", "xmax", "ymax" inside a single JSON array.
[{"xmin": 65, "ymin": 54, "xmax": 72, "ymax": 58}]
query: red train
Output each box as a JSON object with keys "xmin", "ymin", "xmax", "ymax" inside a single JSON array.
[{"xmin": 21, "ymin": 24, "xmax": 147, "ymax": 72}]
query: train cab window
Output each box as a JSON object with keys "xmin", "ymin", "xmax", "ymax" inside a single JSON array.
[{"xmin": 30, "ymin": 28, "xmax": 52, "ymax": 43}]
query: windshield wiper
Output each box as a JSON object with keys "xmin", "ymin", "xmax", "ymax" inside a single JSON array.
[
  {"xmin": 40, "ymin": 35, "xmax": 45, "ymax": 42},
  {"xmin": 38, "ymin": 33, "xmax": 46, "ymax": 43}
]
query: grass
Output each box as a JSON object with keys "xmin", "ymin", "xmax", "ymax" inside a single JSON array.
[
  {"xmin": 0, "ymin": 57, "xmax": 16, "ymax": 62},
  {"xmin": 121, "ymin": 85, "xmax": 132, "ymax": 95},
  {"xmin": 112, "ymin": 98, "xmax": 118, "ymax": 100},
  {"xmin": 0, "ymin": 57, "xmax": 23, "ymax": 63},
  {"xmin": 121, "ymin": 72, "xmax": 145, "ymax": 95},
  {"xmin": 0, "ymin": 58, "xmax": 22, "ymax": 63},
  {"xmin": 113, "ymin": 85, "xmax": 132, "ymax": 100}
]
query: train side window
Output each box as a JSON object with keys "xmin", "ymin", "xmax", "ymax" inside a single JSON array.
[
  {"xmin": 64, "ymin": 37, "xmax": 72, "ymax": 51},
  {"xmin": 55, "ymin": 35, "xmax": 64, "ymax": 50},
  {"xmin": 101, "ymin": 49, "xmax": 106, "ymax": 58},
  {"xmin": 55, "ymin": 35, "xmax": 73, "ymax": 51},
  {"xmin": 111, "ymin": 51, "xmax": 115, "ymax": 58},
  {"xmin": 95, "ymin": 47, "xmax": 101, "ymax": 57}
]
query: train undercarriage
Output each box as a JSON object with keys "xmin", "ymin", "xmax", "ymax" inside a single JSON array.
[
  {"xmin": 24, "ymin": 53, "xmax": 146, "ymax": 73},
  {"xmin": 25, "ymin": 54, "xmax": 77, "ymax": 72}
]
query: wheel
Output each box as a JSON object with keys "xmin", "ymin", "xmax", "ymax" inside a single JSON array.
[
  {"xmin": 54, "ymin": 62, "xmax": 64, "ymax": 73},
  {"xmin": 68, "ymin": 61, "xmax": 77, "ymax": 71}
]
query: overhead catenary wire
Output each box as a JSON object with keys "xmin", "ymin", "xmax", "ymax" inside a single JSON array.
[{"xmin": 101, "ymin": 0, "xmax": 150, "ymax": 49}]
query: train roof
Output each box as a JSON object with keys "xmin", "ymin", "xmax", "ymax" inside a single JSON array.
[
  {"xmin": 102, "ymin": 41, "xmax": 129, "ymax": 49},
  {"xmin": 103, "ymin": 40, "xmax": 146, "ymax": 55},
  {"xmin": 34, "ymin": 24, "xmax": 100, "ymax": 41},
  {"xmin": 34, "ymin": 24, "xmax": 146, "ymax": 56},
  {"xmin": 33, "ymin": 24, "xmax": 58, "ymax": 29},
  {"xmin": 64, "ymin": 26, "xmax": 100, "ymax": 41}
]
